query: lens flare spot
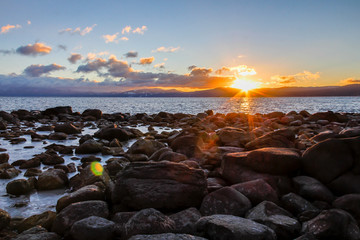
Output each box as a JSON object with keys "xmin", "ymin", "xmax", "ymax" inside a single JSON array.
[{"xmin": 91, "ymin": 161, "xmax": 103, "ymax": 176}]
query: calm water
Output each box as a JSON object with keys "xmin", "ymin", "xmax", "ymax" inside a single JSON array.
[{"xmin": 0, "ymin": 96, "xmax": 359, "ymax": 114}]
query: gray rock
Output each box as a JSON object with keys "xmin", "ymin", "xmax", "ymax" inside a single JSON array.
[
  {"xmin": 281, "ymin": 193, "xmax": 318, "ymax": 216},
  {"xmin": 13, "ymin": 226, "xmax": 61, "ymax": 240},
  {"xmin": 70, "ymin": 216, "xmax": 115, "ymax": 240},
  {"xmin": 54, "ymin": 123, "xmax": 81, "ymax": 134},
  {"xmin": 293, "ymin": 176, "xmax": 334, "ymax": 203},
  {"xmin": 128, "ymin": 233, "xmax": 208, "ymax": 240},
  {"xmin": 170, "ymin": 207, "xmax": 202, "ymax": 234}
]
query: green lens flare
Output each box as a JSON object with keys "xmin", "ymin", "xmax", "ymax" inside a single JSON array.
[{"xmin": 90, "ymin": 161, "xmax": 103, "ymax": 176}]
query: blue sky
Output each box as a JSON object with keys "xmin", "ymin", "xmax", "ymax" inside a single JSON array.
[{"xmin": 1, "ymin": 0, "xmax": 360, "ymax": 94}]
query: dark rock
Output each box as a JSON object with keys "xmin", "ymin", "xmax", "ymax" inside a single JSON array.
[
  {"xmin": 109, "ymin": 138, "xmax": 122, "ymax": 147},
  {"xmin": 69, "ymin": 164, "xmax": 110, "ymax": 191},
  {"xmin": 75, "ymin": 139, "xmax": 103, "ymax": 154},
  {"xmin": 70, "ymin": 216, "xmax": 115, "ymax": 240},
  {"xmin": 0, "ymin": 208, "xmax": 10, "ymax": 231},
  {"xmin": 196, "ymin": 214, "xmax": 276, "ymax": 240},
  {"xmin": 6, "ymin": 179, "xmax": 32, "ymax": 195},
  {"xmin": 245, "ymin": 128, "xmax": 295, "ymax": 150},
  {"xmin": 94, "ymin": 127, "xmax": 130, "ymax": 141},
  {"xmin": 128, "ymin": 233, "xmax": 207, "ymax": 240},
  {"xmin": 169, "ymin": 207, "xmax": 202, "ymax": 234},
  {"xmin": 0, "ymin": 120, "xmax": 7, "ymax": 130},
  {"xmin": 216, "ymin": 127, "xmax": 252, "ymax": 147},
  {"xmin": 19, "ymin": 158, "xmax": 40, "ymax": 169},
  {"xmin": 149, "ymin": 147, "xmax": 172, "ymax": 161},
  {"xmin": 0, "ymin": 153, "xmax": 9, "ymax": 164},
  {"xmin": 301, "ymin": 209, "xmax": 360, "ymax": 240},
  {"xmin": 122, "ymin": 208, "xmax": 175, "ymax": 239},
  {"xmin": 127, "ymin": 138, "xmax": 166, "ymax": 156},
  {"xmin": 12, "ymin": 226, "xmax": 61, "ymax": 240},
  {"xmin": 112, "ymin": 161, "xmax": 207, "ymax": 210},
  {"xmin": 0, "ymin": 111, "xmax": 19, "ymax": 124},
  {"xmin": 54, "ymin": 123, "xmax": 81, "ymax": 134},
  {"xmin": 293, "ymin": 176, "xmax": 334, "ymax": 203},
  {"xmin": 82, "ymin": 109, "xmax": 102, "ymax": 120},
  {"xmin": 294, "ymin": 233, "xmax": 317, "ymax": 240},
  {"xmin": 48, "ymin": 132, "xmax": 67, "ymax": 140},
  {"xmin": 207, "ymin": 177, "xmax": 227, "ymax": 192},
  {"xmin": 328, "ymin": 173, "xmax": 360, "ymax": 195},
  {"xmin": 200, "ymin": 187, "xmax": 251, "ymax": 216},
  {"xmin": 0, "ymin": 163, "xmax": 21, "ymax": 179},
  {"xmin": 56, "ymin": 184, "xmax": 105, "ymax": 212},
  {"xmin": 105, "ymin": 157, "xmax": 129, "ymax": 176},
  {"xmin": 231, "ymin": 179, "xmax": 279, "ymax": 205},
  {"xmin": 24, "ymin": 168, "xmax": 42, "ymax": 177},
  {"xmin": 308, "ymin": 111, "xmax": 348, "ymax": 123},
  {"xmin": 36, "ymin": 153, "xmax": 64, "ymax": 165},
  {"xmin": 43, "ymin": 106, "xmax": 72, "ymax": 116},
  {"xmin": 170, "ymin": 135, "xmax": 203, "ymax": 158},
  {"xmin": 52, "ymin": 200, "xmax": 109, "ymax": 235},
  {"xmin": 309, "ymin": 130, "xmax": 337, "ymax": 143},
  {"xmin": 281, "ymin": 193, "xmax": 318, "ymax": 216},
  {"xmin": 333, "ymin": 194, "xmax": 360, "ymax": 225},
  {"xmin": 37, "ymin": 169, "xmax": 68, "ymax": 190},
  {"xmin": 158, "ymin": 151, "xmax": 187, "ymax": 162},
  {"xmin": 18, "ymin": 211, "xmax": 56, "ymax": 232}
]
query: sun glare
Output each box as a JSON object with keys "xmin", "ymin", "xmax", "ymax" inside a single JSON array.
[{"xmin": 230, "ymin": 78, "xmax": 259, "ymax": 92}]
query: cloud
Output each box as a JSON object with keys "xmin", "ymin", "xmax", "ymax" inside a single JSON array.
[
  {"xmin": 0, "ymin": 50, "xmax": 14, "ymax": 55},
  {"xmin": 58, "ymin": 45, "xmax": 67, "ymax": 51},
  {"xmin": 27, "ymin": 20, "xmax": 31, "ymax": 25},
  {"xmin": 120, "ymin": 36, "xmax": 128, "ymax": 41},
  {"xmin": 103, "ymin": 33, "xmax": 119, "ymax": 43},
  {"xmin": 340, "ymin": 78, "xmax": 360, "ymax": 84},
  {"xmin": 24, "ymin": 64, "xmax": 66, "ymax": 77},
  {"xmin": 154, "ymin": 63, "xmax": 165, "ymax": 69},
  {"xmin": 68, "ymin": 53, "xmax": 82, "ymax": 64},
  {"xmin": 59, "ymin": 24, "xmax": 96, "ymax": 36},
  {"xmin": 230, "ymin": 65, "xmax": 256, "ymax": 77},
  {"xmin": 139, "ymin": 57, "xmax": 155, "ymax": 65},
  {"xmin": 124, "ymin": 51, "xmax": 138, "ymax": 58},
  {"xmin": 1, "ymin": 24, "xmax": 21, "ymax": 34},
  {"xmin": 132, "ymin": 26, "xmax": 147, "ymax": 34},
  {"xmin": 16, "ymin": 43, "xmax": 52, "ymax": 56},
  {"xmin": 271, "ymin": 71, "xmax": 320, "ymax": 85},
  {"xmin": 86, "ymin": 51, "xmax": 109, "ymax": 60},
  {"xmin": 122, "ymin": 26, "xmax": 131, "ymax": 34},
  {"xmin": 188, "ymin": 65, "xmax": 197, "ymax": 71},
  {"xmin": 152, "ymin": 46, "xmax": 180, "ymax": 53},
  {"xmin": 190, "ymin": 67, "xmax": 213, "ymax": 76},
  {"xmin": 215, "ymin": 67, "xmax": 231, "ymax": 75}
]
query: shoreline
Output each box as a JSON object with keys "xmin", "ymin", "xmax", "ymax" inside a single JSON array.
[{"xmin": 0, "ymin": 106, "xmax": 360, "ymax": 239}]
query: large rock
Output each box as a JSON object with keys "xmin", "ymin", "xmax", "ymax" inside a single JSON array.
[
  {"xmin": 231, "ymin": 179, "xmax": 279, "ymax": 205},
  {"xmin": 245, "ymin": 128, "xmax": 295, "ymax": 150},
  {"xmin": 200, "ymin": 187, "xmax": 251, "ymax": 216},
  {"xmin": 56, "ymin": 184, "xmax": 105, "ymax": 212},
  {"xmin": 308, "ymin": 111, "xmax": 348, "ymax": 123},
  {"xmin": 94, "ymin": 127, "xmax": 130, "ymax": 141},
  {"xmin": 18, "ymin": 211, "xmax": 56, "ymax": 232},
  {"xmin": 281, "ymin": 193, "xmax": 318, "ymax": 216},
  {"xmin": 246, "ymin": 201, "xmax": 300, "ymax": 240},
  {"xmin": 196, "ymin": 214, "xmax": 276, "ymax": 240},
  {"xmin": 12, "ymin": 226, "xmax": 61, "ymax": 240},
  {"xmin": 170, "ymin": 135, "xmax": 203, "ymax": 158},
  {"xmin": 122, "ymin": 208, "xmax": 175, "ymax": 239},
  {"xmin": 112, "ymin": 162, "xmax": 207, "ymax": 210},
  {"xmin": 6, "ymin": 179, "xmax": 32, "ymax": 195},
  {"xmin": 328, "ymin": 172, "xmax": 360, "ymax": 195},
  {"xmin": 43, "ymin": 106, "xmax": 72, "ymax": 116},
  {"xmin": 169, "ymin": 208, "xmax": 202, "ymax": 234},
  {"xmin": 69, "ymin": 164, "xmax": 111, "ymax": 191},
  {"xmin": 292, "ymin": 176, "xmax": 334, "ymax": 203},
  {"xmin": 333, "ymin": 194, "xmax": 360, "ymax": 225},
  {"xmin": 302, "ymin": 136, "xmax": 360, "ymax": 184},
  {"xmin": 0, "ymin": 163, "xmax": 21, "ymax": 179},
  {"xmin": 75, "ymin": 139, "xmax": 103, "ymax": 154},
  {"xmin": 0, "ymin": 208, "xmax": 10, "ymax": 231},
  {"xmin": 37, "ymin": 169, "xmax": 68, "ymax": 190},
  {"xmin": 70, "ymin": 216, "xmax": 115, "ymax": 240},
  {"xmin": 82, "ymin": 109, "xmax": 102, "ymax": 120},
  {"xmin": 129, "ymin": 233, "xmax": 207, "ymax": 240},
  {"xmin": 127, "ymin": 139, "xmax": 166, "ymax": 156},
  {"xmin": 52, "ymin": 200, "xmax": 109, "ymax": 235},
  {"xmin": 0, "ymin": 153, "xmax": 9, "ymax": 164},
  {"xmin": 54, "ymin": 123, "xmax": 81, "ymax": 134},
  {"xmin": 216, "ymin": 127, "xmax": 252, "ymax": 147},
  {"xmin": 301, "ymin": 209, "xmax": 360, "ymax": 240}
]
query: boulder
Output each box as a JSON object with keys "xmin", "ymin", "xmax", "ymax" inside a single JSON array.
[
  {"xmin": 333, "ymin": 194, "xmax": 360, "ymax": 225},
  {"xmin": 301, "ymin": 209, "xmax": 360, "ymax": 240},
  {"xmin": 196, "ymin": 214, "xmax": 276, "ymax": 240},
  {"xmin": 112, "ymin": 162, "xmax": 207, "ymax": 210},
  {"xmin": 128, "ymin": 233, "xmax": 207, "ymax": 240},
  {"xmin": 308, "ymin": 111, "xmax": 348, "ymax": 123},
  {"xmin": 69, "ymin": 164, "xmax": 111, "ymax": 191},
  {"xmin": 170, "ymin": 135, "xmax": 203, "ymax": 158},
  {"xmin": 75, "ymin": 139, "xmax": 103, "ymax": 154},
  {"xmin": 0, "ymin": 208, "xmax": 10, "ymax": 231},
  {"xmin": 6, "ymin": 179, "xmax": 32, "ymax": 195},
  {"xmin": 52, "ymin": 200, "xmax": 109, "ymax": 235},
  {"xmin": 0, "ymin": 120, "xmax": 7, "ymax": 130},
  {"xmin": 0, "ymin": 163, "xmax": 20, "ymax": 179},
  {"xmin": 169, "ymin": 208, "xmax": 202, "ymax": 234},
  {"xmin": 0, "ymin": 153, "xmax": 9, "ymax": 164},
  {"xmin": 56, "ymin": 184, "xmax": 105, "ymax": 212},
  {"xmin": 231, "ymin": 179, "xmax": 279, "ymax": 205},
  {"xmin": 292, "ymin": 176, "xmax": 334, "ymax": 203},
  {"xmin": 122, "ymin": 208, "xmax": 175, "ymax": 239},
  {"xmin": 158, "ymin": 151, "xmax": 187, "ymax": 162},
  {"xmin": 200, "ymin": 187, "xmax": 251, "ymax": 216},
  {"xmin": 82, "ymin": 109, "xmax": 102, "ymax": 120},
  {"xmin": 54, "ymin": 123, "xmax": 81, "ymax": 134},
  {"xmin": 70, "ymin": 216, "xmax": 115, "ymax": 240},
  {"xmin": 328, "ymin": 173, "xmax": 360, "ymax": 195},
  {"xmin": 43, "ymin": 106, "xmax": 72, "ymax": 116},
  {"xmin": 216, "ymin": 127, "xmax": 252, "ymax": 147},
  {"xmin": 18, "ymin": 211, "xmax": 56, "ymax": 232},
  {"xmin": 37, "ymin": 169, "xmax": 68, "ymax": 190},
  {"xmin": 12, "ymin": 226, "xmax": 61, "ymax": 240},
  {"xmin": 127, "ymin": 139, "xmax": 166, "ymax": 156},
  {"xmin": 281, "ymin": 193, "xmax": 318, "ymax": 216},
  {"xmin": 94, "ymin": 127, "xmax": 130, "ymax": 141},
  {"xmin": 48, "ymin": 132, "xmax": 67, "ymax": 140},
  {"xmin": 245, "ymin": 128, "xmax": 295, "ymax": 150}
]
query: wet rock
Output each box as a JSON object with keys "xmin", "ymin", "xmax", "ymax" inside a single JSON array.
[
  {"xmin": 0, "ymin": 120, "xmax": 7, "ymax": 130},
  {"xmin": 149, "ymin": 147, "xmax": 172, "ymax": 161},
  {"xmin": 56, "ymin": 184, "xmax": 105, "ymax": 212},
  {"xmin": 6, "ymin": 179, "xmax": 32, "ymax": 195},
  {"xmin": 0, "ymin": 208, "xmax": 10, "ymax": 231},
  {"xmin": 328, "ymin": 172, "xmax": 360, "ymax": 195},
  {"xmin": 0, "ymin": 163, "xmax": 20, "ymax": 179},
  {"xmin": 231, "ymin": 179, "xmax": 279, "ymax": 205},
  {"xmin": 12, "ymin": 226, "xmax": 61, "ymax": 240},
  {"xmin": 37, "ymin": 169, "xmax": 68, "ymax": 190},
  {"xmin": 200, "ymin": 187, "xmax": 251, "ymax": 216},
  {"xmin": 19, "ymin": 158, "xmax": 40, "ymax": 169},
  {"xmin": 105, "ymin": 157, "xmax": 129, "ymax": 176},
  {"xmin": 158, "ymin": 151, "xmax": 187, "ymax": 162},
  {"xmin": 17, "ymin": 211, "xmax": 56, "ymax": 232},
  {"xmin": 52, "ymin": 200, "xmax": 109, "ymax": 236},
  {"xmin": 69, "ymin": 164, "xmax": 111, "ymax": 191},
  {"xmin": 122, "ymin": 208, "xmax": 175, "ymax": 239},
  {"xmin": 333, "ymin": 194, "xmax": 360, "ymax": 225},
  {"xmin": 48, "ymin": 132, "xmax": 67, "ymax": 140},
  {"xmin": 216, "ymin": 127, "xmax": 252, "ymax": 147},
  {"xmin": 94, "ymin": 127, "xmax": 130, "ymax": 141},
  {"xmin": 0, "ymin": 111, "xmax": 19, "ymax": 124},
  {"xmin": 24, "ymin": 168, "xmax": 42, "ymax": 177},
  {"xmin": 170, "ymin": 135, "xmax": 203, "ymax": 158},
  {"xmin": 109, "ymin": 138, "xmax": 122, "ymax": 147},
  {"xmin": 245, "ymin": 128, "xmax": 295, "ymax": 150},
  {"xmin": 75, "ymin": 139, "xmax": 103, "ymax": 154},
  {"xmin": 301, "ymin": 209, "xmax": 360, "ymax": 240},
  {"xmin": 82, "ymin": 109, "xmax": 102, "ymax": 120},
  {"xmin": 43, "ymin": 106, "xmax": 72, "ymax": 116},
  {"xmin": 0, "ymin": 153, "xmax": 9, "ymax": 163},
  {"xmin": 281, "ymin": 193, "xmax": 318, "ymax": 216},
  {"xmin": 308, "ymin": 111, "xmax": 348, "ymax": 123},
  {"xmin": 294, "ymin": 233, "xmax": 317, "ymax": 240},
  {"xmin": 309, "ymin": 130, "xmax": 337, "ymax": 143},
  {"xmin": 292, "ymin": 176, "xmax": 334, "ymax": 203},
  {"xmin": 54, "ymin": 123, "xmax": 81, "ymax": 134},
  {"xmin": 169, "ymin": 207, "xmax": 202, "ymax": 234},
  {"xmin": 112, "ymin": 162, "xmax": 207, "ymax": 210},
  {"xmin": 36, "ymin": 125, "xmax": 54, "ymax": 131},
  {"xmin": 36, "ymin": 153, "xmax": 64, "ymax": 165},
  {"xmin": 339, "ymin": 127, "xmax": 360, "ymax": 138},
  {"xmin": 70, "ymin": 216, "xmax": 115, "ymax": 240},
  {"xmin": 127, "ymin": 138, "xmax": 166, "ymax": 156},
  {"xmin": 10, "ymin": 137, "xmax": 26, "ymax": 144},
  {"xmin": 196, "ymin": 214, "xmax": 276, "ymax": 240},
  {"xmin": 128, "ymin": 233, "xmax": 207, "ymax": 240},
  {"xmin": 246, "ymin": 201, "xmax": 300, "ymax": 239}
]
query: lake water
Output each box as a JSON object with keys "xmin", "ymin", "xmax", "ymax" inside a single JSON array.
[{"xmin": 0, "ymin": 96, "xmax": 359, "ymax": 114}]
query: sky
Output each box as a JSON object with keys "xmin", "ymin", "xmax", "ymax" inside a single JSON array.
[{"xmin": 1, "ymin": 0, "xmax": 360, "ymax": 95}]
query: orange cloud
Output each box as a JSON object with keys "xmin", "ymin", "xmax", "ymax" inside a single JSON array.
[
  {"xmin": 103, "ymin": 33, "xmax": 119, "ymax": 43},
  {"xmin": 190, "ymin": 67, "xmax": 213, "ymax": 76},
  {"xmin": 152, "ymin": 46, "xmax": 180, "ymax": 53},
  {"xmin": 139, "ymin": 57, "xmax": 155, "ymax": 65},
  {"xmin": 133, "ymin": 26, "xmax": 147, "ymax": 34},
  {"xmin": 271, "ymin": 71, "xmax": 320, "ymax": 85},
  {"xmin": 340, "ymin": 77, "xmax": 360, "ymax": 85},
  {"xmin": 122, "ymin": 26, "xmax": 131, "ymax": 34},
  {"xmin": 230, "ymin": 65, "xmax": 257, "ymax": 77},
  {"xmin": 59, "ymin": 24, "xmax": 96, "ymax": 36},
  {"xmin": 16, "ymin": 43, "xmax": 52, "ymax": 56},
  {"xmin": 1, "ymin": 24, "xmax": 21, "ymax": 34}
]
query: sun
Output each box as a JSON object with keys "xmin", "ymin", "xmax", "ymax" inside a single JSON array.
[{"xmin": 230, "ymin": 78, "xmax": 259, "ymax": 92}]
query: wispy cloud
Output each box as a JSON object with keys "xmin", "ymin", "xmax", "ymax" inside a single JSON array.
[
  {"xmin": 340, "ymin": 77, "xmax": 360, "ymax": 85},
  {"xmin": 59, "ymin": 24, "xmax": 96, "ymax": 36},
  {"xmin": 188, "ymin": 65, "xmax": 197, "ymax": 71},
  {"xmin": 154, "ymin": 63, "xmax": 165, "ymax": 69},
  {"xmin": 132, "ymin": 26, "xmax": 147, "ymax": 34},
  {"xmin": 24, "ymin": 64, "xmax": 65, "ymax": 77},
  {"xmin": 215, "ymin": 66, "xmax": 231, "ymax": 75},
  {"xmin": 16, "ymin": 43, "xmax": 52, "ymax": 56},
  {"xmin": 124, "ymin": 51, "xmax": 138, "ymax": 58},
  {"xmin": 152, "ymin": 46, "xmax": 180, "ymax": 53},
  {"xmin": 58, "ymin": 45, "xmax": 67, "ymax": 51},
  {"xmin": 230, "ymin": 65, "xmax": 257, "ymax": 77},
  {"xmin": 139, "ymin": 57, "xmax": 155, "ymax": 65},
  {"xmin": 189, "ymin": 67, "xmax": 213, "ymax": 76},
  {"xmin": 86, "ymin": 51, "xmax": 109, "ymax": 60},
  {"xmin": 68, "ymin": 53, "xmax": 82, "ymax": 64},
  {"xmin": 0, "ymin": 50, "xmax": 14, "ymax": 55},
  {"xmin": 122, "ymin": 26, "xmax": 131, "ymax": 34},
  {"xmin": 271, "ymin": 71, "xmax": 320, "ymax": 84},
  {"xmin": 120, "ymin": 36, "xmax": 128, "ymax": 41},
  {"xmin": 103, "ymin": 33, "xmax": 119, "ymax": 43},
  {"xmin": 1, "ymin": 24, "xmax": 21, "ymax": 34},
  {"xmin": 27, "ymin": 20, "xmax": 31, "ymax": 25}
]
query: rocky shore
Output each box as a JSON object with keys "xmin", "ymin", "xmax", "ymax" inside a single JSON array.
[{"xmin": 0, "ymin": 106, "xmax": 360, "ymax": 239}]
